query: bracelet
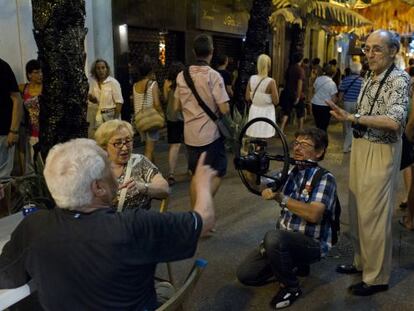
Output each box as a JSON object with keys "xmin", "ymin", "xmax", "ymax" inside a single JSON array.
[
  {"xmin": 9, "ymin": 129, "xmax": 19, "ymax": 134},
  {"xmin": 280, "ymin": 195, "xmax": 289, "ymax": 208}
]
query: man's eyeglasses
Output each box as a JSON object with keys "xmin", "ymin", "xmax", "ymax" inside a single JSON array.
[
  {"xmin": 109, "ymin": 138, "xmax": 133, "ymax": 149},
  {"xmin": 361, "ymin": 46, "xmax": 384, "ymax": 55},
  {"xmin": 291, "ymin": 140, "xmax": 315, "ymax": 149}
]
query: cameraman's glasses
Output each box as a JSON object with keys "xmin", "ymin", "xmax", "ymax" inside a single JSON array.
[{"xmin": 291, "ymin": 140, "xmax": 315, "ymax": 150}]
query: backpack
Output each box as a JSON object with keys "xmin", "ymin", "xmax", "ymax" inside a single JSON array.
[{"xmin": 301, "ymin": 167, "xmax": 341, "ymax": 245}]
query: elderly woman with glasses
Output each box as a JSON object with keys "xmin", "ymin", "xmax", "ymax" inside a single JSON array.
[{"xmin": 95, "ymin": 120, "xmax": 169, "ymax": 211}]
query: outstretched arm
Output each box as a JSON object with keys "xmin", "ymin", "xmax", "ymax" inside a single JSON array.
[
  {"xmin": 191, "ymin": 152, "xmax": 217, "ymax": 236},
  {"xmin": 326, "ymin": 99, "xmax": 400, "ymax": 132}
]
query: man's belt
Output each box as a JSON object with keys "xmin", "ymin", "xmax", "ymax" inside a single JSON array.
[{"xmin": 100, "ymin": 108, "xmax": 116, "ymax": 113}]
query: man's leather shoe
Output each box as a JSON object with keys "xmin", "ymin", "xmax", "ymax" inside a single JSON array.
[
  {"xmin": 349, "ymin": 282, "xmax": 388, "ymax": 296},
  {"xmin": 336, "ymin": 264, "xmax": 361, "ymax": 274},
  {"xmin": 348, "ymin": 281, "xmax": 364, "ymax": 291}
]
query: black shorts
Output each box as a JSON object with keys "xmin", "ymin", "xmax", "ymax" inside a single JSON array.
[
  {"xmin": 186, "ymin": 137, "xmax": 227, "ymax": 177},
  {"xmin": 281, "ymin": 100, "xmax": 305, "ymax": 119},
  {"xmin": 280, "ymin": 90, "xmax": 305, "ymax": 118},
  {"xmin": 167, "ymin": 120, "xmax": 184, "ymax": 144}
]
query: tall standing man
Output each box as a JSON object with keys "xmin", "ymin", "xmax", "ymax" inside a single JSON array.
[
  {"xmin": 175, "ymin": 34, "xmax": 230, "ymax": 205},
  {"xmin": 327, "ymin": 30, "xmax": 410, "ymax": 296},
  {"xmin": 0, "ymin": 58, "xmax": 22, "ymax": 181}
]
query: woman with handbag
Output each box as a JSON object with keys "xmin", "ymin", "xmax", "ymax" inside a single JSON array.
[
  {"xmin": 311, "ymin": 65, "xmax": 338, "ymax": 132},
  {"xmin": 163, "ymin": 62, "xmax": 185, "ymax": 185},
  {"xmin": 95, "ymin": 120, "xmax": 169, "ymax": 211},
  {"xmin": 133, "ymin": 61, "xmax": 164, "ymax": 162},
  {"xmin": 245, "ymin": 54, "xmax": 279, "ymax": 138}
]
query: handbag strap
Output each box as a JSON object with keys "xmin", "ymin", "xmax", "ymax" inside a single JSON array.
[
  {"xmin": 141, "ymin": 79, "xmax": 153, "ymax": 111},
  {"xmin": 117, "ymin": 157, "xmax": 134, "ymax": 212},
  {"xmin": 343, "ymin": 76, "xmax": 359, "ymax": 97},
  {"xmin": 314, "ymin": 78, "xmax": 332, "ymax": 95},
  {"xmin": 183, "ymin": 67, "xmax": 219, "ymax": 122},
  {"xmin": 251, "ymin": 77, "xmax": 266, "ymax": 101}
]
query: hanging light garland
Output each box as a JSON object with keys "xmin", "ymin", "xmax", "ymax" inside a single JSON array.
[{"xmin": 159, "ymin": 36, "xmax": 166, "ymax": 66}]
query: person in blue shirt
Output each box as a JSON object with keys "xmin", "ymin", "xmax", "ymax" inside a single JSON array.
[
  {"xmin": 237, "ymin": 127, "xmax": 338, "ymax": 309},
  {"xmin": 338, "ymin": 61, "xmax": 363, "ymax": 153}
]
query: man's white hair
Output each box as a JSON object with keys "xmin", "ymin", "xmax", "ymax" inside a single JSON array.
[
  {"xmin": 349, "ymin": 61, "xmax": 362, "ymax": 74},
  {"xmin": 44, "ymin": 138, "xmax": 108, "ymax": 209}
]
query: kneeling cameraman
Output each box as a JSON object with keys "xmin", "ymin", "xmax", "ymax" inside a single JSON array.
[{"xmin": 236, "ymin": 128, "xmax": 338, "ymax": 309}]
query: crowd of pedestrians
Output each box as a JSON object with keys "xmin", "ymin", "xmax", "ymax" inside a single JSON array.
[{"xmin": 1, "ymin": 28, "xmax": 414, "ymax": 310}]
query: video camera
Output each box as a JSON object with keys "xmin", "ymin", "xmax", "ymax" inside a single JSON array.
[{"xmin": 234, "ymin": 139, "xmax": 270, "ymax": 176}]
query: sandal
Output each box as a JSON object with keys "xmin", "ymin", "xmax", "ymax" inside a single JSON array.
[
  {"xmin": 398, "ymin": 216, "xmax": 414, "ymax": 231},
  {"xmin": 167, "ymin": 174, "xmax": 176, "ymax": 186},
  {"xmin": 400, "ymin": 201, "xmax": 408, "ymax": 209}
]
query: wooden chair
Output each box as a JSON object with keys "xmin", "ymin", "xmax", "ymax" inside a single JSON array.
[
  {"xmin": 155, "ymin": 258, "xmax": 208, "ymax": 311},
  {"xmin": 158, "ymin": 198, "xmax": 175, "ymax": 285}
]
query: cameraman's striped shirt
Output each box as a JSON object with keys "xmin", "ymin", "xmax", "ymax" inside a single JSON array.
[{"xmin": 277, "ymin": 166, "xmax": 337, "ymax": 257}]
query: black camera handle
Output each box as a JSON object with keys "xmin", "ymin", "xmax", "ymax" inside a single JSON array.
[{"xmin": 235, "ymin": 117, "xmax": 290, "ymax": 195}]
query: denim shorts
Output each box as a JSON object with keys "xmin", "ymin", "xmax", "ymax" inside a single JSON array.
[
  {"xmin": 140, "ymin": 129, "xmax": 160, "ymax": 142},
  {"xmin": 186, "ymin": 137, "xmax": 227, "ymax": 177}
]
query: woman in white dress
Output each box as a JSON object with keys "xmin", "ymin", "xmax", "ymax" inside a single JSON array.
[{"xmin": 245, "ymin": 54, "xmax": 279, "ymax": 138}]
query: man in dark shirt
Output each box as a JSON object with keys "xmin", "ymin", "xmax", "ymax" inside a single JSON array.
[
  {"xmin": 0, "ymin": 58, "xmax": 22, "ymax": 181},
  {"xmin": 216, "ymin": 54, "xmax": 233, "ymax": 98},
  {"xmin": 329, "ymin": 59, "xmax": 341, "ymax": 87},
  {"xmin": 0, "ymin": 138, "xmax": 216, "ymax": 310},
  {"xmin": 280, "ymin": 53, "xmax": 306, "ymax": 132}
]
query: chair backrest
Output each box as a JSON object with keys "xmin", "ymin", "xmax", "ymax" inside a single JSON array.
[
  {"xmin": 155, "ymin": 259, "xmax": 208, "ymax": 311},
  {"xmin": 159, "ymin": 198, "xmax": 168, "ymax": 214},
  {"xmin": 156, "ymin": 197, "xmax": 175, "ymax": 285}
]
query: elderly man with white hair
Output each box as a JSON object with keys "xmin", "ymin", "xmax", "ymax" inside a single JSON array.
[
  {"xmin": 337, "ymin": 61, "xmax": 363, "ymax": 153},
  {"xmin": 0, "ymin": 138, "xmax": 216, "ymax": 310},
  {"xmin": 328, "ymin": 29, "xmax": 410, "ymax": 296}
]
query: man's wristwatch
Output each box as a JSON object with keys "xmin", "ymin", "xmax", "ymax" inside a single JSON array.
[
  {"xmin": 354, "ymin": 113, "xmax": 361, "ymax": 124},
  {"xmin": 279, "ymin": 195, "xmax": 289, "ymax": 209},
  {"xmin": 143, "ymin": 183, "xmax": 149, "ymax": 195}
]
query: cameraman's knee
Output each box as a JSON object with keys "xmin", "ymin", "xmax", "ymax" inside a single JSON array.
[
  {"xmin": 263, "ymin": 230, "xmax": 287, "ymax": 253},
  {"xmin": 236, "ymin": 265, "xmax": 256, "ymax": 286}
]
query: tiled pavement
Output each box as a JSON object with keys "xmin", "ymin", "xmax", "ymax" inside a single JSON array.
[
  {"xmin": 7, "ymin": 118, "xmax": 414, "ymax": 310},
  {"xmin": 149, "ymin": 119, "xmax": 414, "ymax": 311}
]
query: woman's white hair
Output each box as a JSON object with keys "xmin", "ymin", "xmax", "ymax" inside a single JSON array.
[
  {"xmin": 44, "ymin": 138, "xmax": 108, "ymax": 209},
  {"xmin": 95, "ymin": 119, "xmax": 134, "ymax": 148}
]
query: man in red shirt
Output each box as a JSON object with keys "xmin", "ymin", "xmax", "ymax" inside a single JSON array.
[{"xmin": 280, "ymin": 53, "xmax": 305, "ymax": 132}]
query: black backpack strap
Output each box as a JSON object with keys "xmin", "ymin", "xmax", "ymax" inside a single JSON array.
[
  {"xmin": 182, "ymin": 67, "xmax": 218, "ymax": 122},
  {"xmin": 309, "ymin": 167, "xmax": 328, "ymax": 189},
  {"xmin": 297, "ymin": 166, "xmax": 327, "ymax": 196},
  {"xmin": 307, "ymin": 166, "xmax": 341, "ymax": 244}
]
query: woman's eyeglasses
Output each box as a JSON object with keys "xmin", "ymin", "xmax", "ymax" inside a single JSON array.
[{"xmin": 109, "ymin": 138, "xmax": 133, "ymax": 149}]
